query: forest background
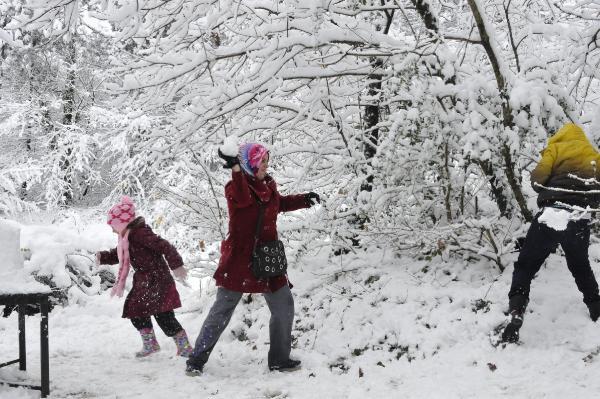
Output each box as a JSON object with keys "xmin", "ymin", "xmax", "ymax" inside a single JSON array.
[
  {"xmin": 2, "ymin": 1, "xmax": 600, "ymax": 398},
  {"xmin": 2, "ymin": 0, "xmax": 600, "ymax": 275}
]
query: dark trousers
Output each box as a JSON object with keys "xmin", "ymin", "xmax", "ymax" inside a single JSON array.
[
  {"xmin": 187, "ymin": 285, "xmax": 294, "ymax": 369},
  {"xmin": 130, "ymin": 310, "xmax": 183, "ymax": 337},
  {"xmin": 509, "ymin": 214, "xmax": 600, "ymax": 305}
]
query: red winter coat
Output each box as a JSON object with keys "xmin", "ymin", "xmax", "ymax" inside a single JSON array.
[
  {"xmin": 98, "ymin": 217, "xmax": 183, "ymax": 318},
  {"xmin": 214, "ymin": 170, "xmax": 309, "ymax": 293}
]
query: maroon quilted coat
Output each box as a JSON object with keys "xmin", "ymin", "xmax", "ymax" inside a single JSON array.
[
  {"xmin": 98, "ymin": 217, "xmax": 183, "ymax": 318},
  {"xmin": 214, "ymin": 170, "xmax": 309, "ymax": 293}
]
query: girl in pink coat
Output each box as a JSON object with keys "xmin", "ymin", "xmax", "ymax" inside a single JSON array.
[{"xmin": 97, "ymin": 196, "xmax": 193, "ymax": 358}]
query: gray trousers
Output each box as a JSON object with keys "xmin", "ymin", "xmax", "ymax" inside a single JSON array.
[{"xmin": 188, "ymin": 285, "xmax": 294, "ymax": 368}]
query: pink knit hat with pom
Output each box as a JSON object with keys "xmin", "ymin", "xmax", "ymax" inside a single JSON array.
[{"xmin": 107, "ymin": 196, "xmax": 136, "ymax": 233}]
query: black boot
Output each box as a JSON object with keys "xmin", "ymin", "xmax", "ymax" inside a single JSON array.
[
  {"xmin": 185, "ymin": 358, "xmax": 204, "ymax": 377},
  {"xmin": 269, "ymin": 359, "xmax": 301, "ymax": 372},
  {"xmin": 501, "ymin": 294, "xmax": 528, "ymax": 343}
]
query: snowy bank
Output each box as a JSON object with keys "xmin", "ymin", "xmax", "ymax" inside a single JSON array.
[{"xmin": 2, "ymin": 216, "xmax": 600, "ymax": 398}]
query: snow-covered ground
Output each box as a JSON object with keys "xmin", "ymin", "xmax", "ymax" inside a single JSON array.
[{"xmin": 2, "ymin": 214, "xmax": 600, "ymax": 398}]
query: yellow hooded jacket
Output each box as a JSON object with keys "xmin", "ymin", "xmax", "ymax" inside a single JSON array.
[{"xmin": 531, "ymin": 123, "xmax": 600, "ymax": 208}]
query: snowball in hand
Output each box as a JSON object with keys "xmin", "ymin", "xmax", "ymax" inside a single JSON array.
[{"xmin": 221, "ymin": 136, "xmax": 239, "ymax": 156}]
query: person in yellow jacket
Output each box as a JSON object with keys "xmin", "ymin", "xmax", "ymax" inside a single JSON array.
[{"xmin": 502, "ymin": 123, "xmax": 600, "ymax": 343}]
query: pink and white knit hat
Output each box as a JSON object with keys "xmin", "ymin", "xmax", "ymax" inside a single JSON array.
[{"xmin": 107, "ymin": 196, "xmax": 136, "ymax": 233}]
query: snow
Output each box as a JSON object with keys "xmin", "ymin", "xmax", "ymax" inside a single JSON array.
[
  {"xmin": 0, "ymin": 29, "xmax": 15, "ymax": 46},
  {"xmin": 18, "ymin": 216, "xmax": 116, "ymax": 290},
  {"xmin": 0, "ymin": 219, "xmax": 49, "ymax": 295},
  {"xmin": 221, "ymin": 135, "xmax": 239, "ymax": 157},
  {"xmin": 3, "ymin": 0, "xmax": 600, "ymax": 395},
  {"xmin": 0, "ymin": 274, "xmax": 49, "ymax": 295},
  {"xmin": 538, "ymin": 207, "xmax": 571, "ymax": 231},
  {"xmin": 0, "ymin": 219, "xmax": 23, "ymax": 270},
  {"xmin": 3, "ymin": 217, "xmax": 600, "ymax": 398}
]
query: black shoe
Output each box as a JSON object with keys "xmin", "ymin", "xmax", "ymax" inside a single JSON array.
[
  {"xmin": 269, "ymin": 359, "xmax": 301, "ymax": 372},
  {"xmin": 501, "ymin": 311, "xmax": 523, "ymax": 343},
  {"xmin": 500, "ymin": 293, "xmax": 528, "ymax": 343},
  {"xmin": 185, "ymin": 362, "xmax": 203, "ymax": 377}
]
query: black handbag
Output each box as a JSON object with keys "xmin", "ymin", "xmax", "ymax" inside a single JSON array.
[{"xmin": 251, "ymin": 199, "xmax": 288, "ymax": 279}]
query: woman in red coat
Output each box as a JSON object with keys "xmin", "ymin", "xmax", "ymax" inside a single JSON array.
[
  {"xmin": 186, "ymin": 143, "xmax": 320, "ymax": 376},
  {"xmin": 97, "ymin": 196, "xmax": 193, "ymax": 358}
]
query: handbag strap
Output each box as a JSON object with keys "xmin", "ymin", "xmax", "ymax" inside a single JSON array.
[{"xmin": 251, "ymin": 190, "xmax": 266, "ymax": 251}]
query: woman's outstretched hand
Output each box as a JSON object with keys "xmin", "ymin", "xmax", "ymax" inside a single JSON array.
[
  {"xmin": 305, "ymin": 192, "xmax": 321, "ymax": 207},
  {"xmin": 218, "ymin": 148, "xmax": 240, "ymax": 169}
]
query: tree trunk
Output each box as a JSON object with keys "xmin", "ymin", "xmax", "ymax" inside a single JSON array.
[
  {"xmin": 340, "ymin": 7, "xmax": 395, "ymax": 251},
  {"xmin": 477, "ymin": 160, "xmax": 509, "ymax": 218},
  {"xmin": 410, "ymin": 0, "xmax": 515, "ymax": 219},
  {"xmin": 410, "ymin": 0, "xmax": 438, "ymax": 32},
  {"xmin": 467, "ymin": 0, "xmax": 532, "ymax": 222},
  {"xmin": 360, "ymin": 56, "xmax": 383, "ymax": 193},
  {"xmin": 60, "ymin": 40, "xmax": 77, "ymax": 205}
]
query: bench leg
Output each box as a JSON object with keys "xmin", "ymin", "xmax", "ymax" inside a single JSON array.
[
  {"xmin": 18, "ymin": 304, "xmax": 26, "ymax": 371},
  {"xmin": 40, "ymin": 298, "xmax": 49, "ymax": 398}
]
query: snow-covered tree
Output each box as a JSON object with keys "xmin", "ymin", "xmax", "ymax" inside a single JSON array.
[
  {"xmin": 0, "ymin": 0, "xmax": 126, "ymax": 208},
  {"xmin": 3, "ymin": 0, "xmax": 600, "ymax": 270}
]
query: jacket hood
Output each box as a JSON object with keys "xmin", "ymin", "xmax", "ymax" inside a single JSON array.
[
  {"xmin": 127, "ymin": 216, "xmax": 146, "ymax": 230},
  {"xmin": 548, "ymin": 123, "xmax": 589, "ymax": 145}
]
